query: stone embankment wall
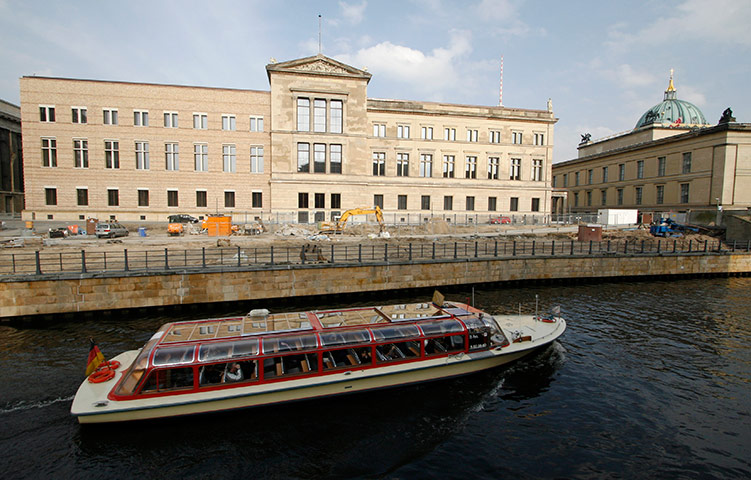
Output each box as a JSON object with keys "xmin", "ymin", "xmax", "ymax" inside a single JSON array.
[{"xmin": 2, "ymin": 253, "xmax": 750, "ymax": 318}]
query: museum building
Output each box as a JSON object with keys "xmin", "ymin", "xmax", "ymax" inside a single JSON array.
[{"xmin": 20, "ymin": 54, "xmax": 556, "ymax": 224}]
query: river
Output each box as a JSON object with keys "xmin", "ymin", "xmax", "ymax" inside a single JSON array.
[{"xmin": 1, "ymin": 277, "xmax": 749, "ymax": 479}]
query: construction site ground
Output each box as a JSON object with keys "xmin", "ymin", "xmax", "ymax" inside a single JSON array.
[{"xmin": 0, "ymin": 218, "xmax": 723, "ymax": 255}]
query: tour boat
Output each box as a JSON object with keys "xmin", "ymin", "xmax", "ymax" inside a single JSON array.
[{"xmin": 71, "ymin": 292, "xmax": 566, "ymax": 423}]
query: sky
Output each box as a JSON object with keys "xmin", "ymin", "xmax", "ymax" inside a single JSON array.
[{"xmin": 1, "ymin": 0, "xmax": 749, "ymax": 162}]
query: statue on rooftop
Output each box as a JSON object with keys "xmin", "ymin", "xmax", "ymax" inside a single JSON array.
[
  {"xmin": 719, "ymin": 107, "xmax": 736, "ymax": 124},
  {"xmin": 579, "ymin": 133, "xmax": 591, "ymax": 145}
]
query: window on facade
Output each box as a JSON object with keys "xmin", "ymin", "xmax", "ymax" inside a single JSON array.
[
  {"xmin": 372, "ymin": 152, "xmax": 385, "ymax": 176},
  {"xmin": 587, "ymin": 169, "xmax": 593, "ymax": 184},
  {"xmin": 635, "ymin": 186, "xmax": 643, "ymax": 205},
  {"xmin": 682, "ymin": 152, "xmax": 692, "ymax": 174},
  {"xmin": 421, "ymin": 126, "xmax": 433, "ymax": 140},
  {"xmin": 298, "ymin": 192, "xmax": 309, "ymax": 208},
  {"xmin": 45, "ymin": 187, "xmax": 57, "ymax": 205},
  {"xmin": 443, "ymin": 155, "xmax": 455, "ymax": 178},
  {"xmin": 658, "ymin": 157, "xmax": 666, "ymax": 177},
  {"xmin": 196, "ymin": 190, "xmax": 207, "ymax": 208},
  {"xmin": 489, "ymin": 130, "xmax": 501, "ymax": 143},
  {"xmin": 165, "ymin": 143, "xmax": 179, "ymax": 171},
  {"xmin": 222, "ymin": 115, "xmax": 236, "ymax": 131},
  {"xmin": 531, "ymin": 198, "xmax": 540, "ymax": 212},
  {"xmin": 465, "ymin": 156, "xmax": 477, "ymax": 179},
  {"xmin": 72, "ymin": 107, "xmax": 87, "ymax": 124},
  {"xmin": 617, "ymin": 188, "xmax": 624, "ymax": 205},
  {"xmin": 587, "ymin": 190, "xmax": 592, "ymax": 206},
  {"xmin": 444, "ymin": 128, "xmax": 456, "ymax": 141},
  {"xmin": 373, "ymin": 123, "xmax": 386, "ymax": 137},
  {"xmin": 397, "ymin": 125, "xmax": 410, "ymax": 139},
  {"xmin": 105, "ymin": 140, "xmax": 119, "ymax": 169},
  {"xmin": 41, "ymin": 138, "xmax": 57, "ymax": 167},
  {"xmin": 193, "ymin": 113, "xmax": 208, "ymax": 129},
  {"xmin": 488, "ymin": 197, "xmax": 497, "ymax": 211},
  {"xmin": 194, "ymin": 144, "xmax": 208, "ymax": 172},
  {"xmin": 330, "ymin": 144, "xmax": 342, "ymax": 174},
  {"xmin": 602, "ymin": 166, "xmax": 609, "ymax": 183},
  {"xmin": 488, "ymin": 157, "xmax": 499, "ymax": 180},
  {"xmin": 532, "ymin": 159, "xmax": 543, "ymax": 182},
  {"xmin": 223, "ymin": 145, "xmax": 236, "ymax": 172},
  {"xmin": 138, "ymin": 189, "xmax": 149, "ymax": 207},
  {"xmin": 108, "ymin": 189, "xmax": 119, "ymax": 206},
  {"xmin": 224, "ymin": 191, "xmax": 235, "ymax": 208},
  {"xmin": 573, "ymin": 192, "xmax": 579, "ymax": 207},
  {"xmin": 510, "ymin": 158, "xmax": 521, "ymax": 180},
  {"xmin": 656, "ymin": 185, "xmax": 665, "ymax": 204},
  {"xmin": 619, "ymin": 164, "xmax": 625, "ymax": 181},
  {"xmin": 73, "ymin": 139, "xmax": 88, "ymax": 168},
  {"xmin": 250, "ymin": 116, "xmax": 264, "ymax": 132},
  {"xmin": 575, "ymin": 171, "xmax": 580, "ymax": 186},
  {"xmin": 420, "ymin": 154, "xmax": 433, "ymax": 177},
  {"xmin": 680, "ymin": 183, "xmax": 690, "ymax": 203},
  {"xmin": 297, "ymin": 98, "xmax": 310, "ymax": 131},
  {"xmin": 534, "ymin": 133, "xmax": 544, "ymax": 145},
  {"xmin": 314, "ymin": 99, "xmax": 327, "ymax": 132},
  {"xmin": 314, "ymin": 144, "xmax": 326, "ymax": 173},
  {"xmin": 330, "ymin": 100, "xmax": 342, "ymax": 134},
  {"xmin": 398, "ymin": 195, "xmax": 407, "ymax": 210},
  {"xmin": 397, "ymin": 153, "xmax": 409, "ymax": 176},
  {"xmin": 164, "ymin": 112, "xmax": 178, "ymax": 128},
  {"xmin": 510, "ymin": 197, "xmax": 518, "ymax": 212},
  {"xmin": 563, "ymin": 173, "xmax": 568, "ymax": 187},
  {"xmin": 39, "ymin": 106, "xmax": 55, "ymax": 122},
  {"xmin": 466, "ymin": 129, "xmax": 478, "ymax": 142},
  {"xmin": 637, "ymin": 160, "xmax": 644, "ymax": 179},
  {"xmin": 77, "ymin": 188, "xmax": 88, "ymax": 206},
  {"xmin": 135, "ymin": 142, "xmax": 150, "ymax": 170},
  {"xmin": 421, "ymin": 195, "xmax": 430, "ymax": 210},
  {"xmin": 252, "ymin": 191, "xmax": 262, "ymax": 208},
  {"xmin": 103, "ymin": 108, "xmax": 118, "ymax": 125},
  {"xmin": 250, "ymin": 146, "xmax": 264, "ymax": 173},
  {"xmin": 512, "ymin": 131, "xmax": 522, "ymax": 144},
  {"xmin": 331, "ymin": 193, "xmax": 341, "ymax": 209},
  {"xmin": 374, "ymin": 194, "xmax": 384, "ymax": 209},
  {"xmin": 601, "ymin": 189, "xmax": 607, "ymax": 206},
  {"xmin": 444, "ymin": 196, "xmax": 453, "ymax": 211},
  {"xmin": 314, "ymin": 193, "xmax": 325, "ymax": 209},
  {"xmin": 466, "ymin": 196, "xmax": 475, "ymax": 211},
  {"xmin": 552, "ymin": 176, "xmax": 557, "ymax": 188},
  {"xmin": 298, "ymin": 143, "xmax": 310, "ymax": 173},
  {"xmin": 134, "ymin": 110, "xmax": 149, "ymax": 127},
  {"xmin": 167, "ymin": 190, "xmax": 179, "ymax": 207}
]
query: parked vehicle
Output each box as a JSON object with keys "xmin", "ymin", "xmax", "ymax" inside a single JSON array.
[
  {"xmin": 96, "ymin": 222, "xmax": 129, "ymax": 238},
  {"xmin": 490, "ymin": 216, "xmax": 511, "ymax": 224},
  {"xmin": 168, "ymin": 214, "xmax": 199, "ymax": 224}
]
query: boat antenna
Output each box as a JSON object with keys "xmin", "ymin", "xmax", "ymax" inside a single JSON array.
[
  {"xmin": 535, "ymin": 294, "xmax": 539, "ymax": 320},
  {"xmin": 471, "ymin": 286, "xmax": 475, "ymax": 307}
]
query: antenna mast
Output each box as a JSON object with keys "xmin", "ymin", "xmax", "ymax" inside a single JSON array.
[
  {"xmin": 499, "ymin": 55, "xmax": 504, "ymax": 106},
  {"xmin": 318, "ymin": 15, "xmax": 322, "ymax": 54}
]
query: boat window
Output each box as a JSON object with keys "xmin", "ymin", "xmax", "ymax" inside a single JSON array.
[
  {"xmin": 261, "ymin": 354, "xmax": 318, "ymax": 380},
  {"xmin": 199, "ymin": 360, "xmax": 257, "ymax": 386},
  {"xmin": 371, "ymin": 324, "xmax": 420, "ymax": 342},
  {"xmin": 319, "ymin": 329, "xmax": 370, "ymax": 347},
  {"xmin": 322, "ymin": 347, "xmax": 372, "ymax": 370},
  {"xmin": 425, "ymin": 334, "xmax": 464, "ymax": 356},
  {"xmin": 153, "ymin": 345, "xmax": 196, "ymax": 366},
  {"xmin": 198, "ymin": 338, "xmax": 260, "ymax": 362},
  {"xmin": 140, "ymin": 367, "xmax": 194, "ymax": 394},
  {"xmin": 419, "ymin": 319, "xmax": 465, "ymax": 336},
  {"xmin": 262, "ymin": 333, "xmax": 318, "ymax": 354},
  {"xmin": 375, "ymin": 341, "xmax": 420, "ymax": 363},
  {"xmin": 114, "ymin": 333, "xmax": 164, "ymax": 396},
  {"xmin": 463, "ymin": 316, "xmax": 492, "ymax": 350}
]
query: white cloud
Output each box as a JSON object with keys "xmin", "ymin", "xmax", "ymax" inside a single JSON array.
[
  {"xmin": 475, "ymin": 0, "xmax": 517, "ymax": 22},
  {"xmin": 600, "ymin": 64, "xmax": 656, "ymax": 89},
  {"xmin": 339, "ymin": 0, "xmax": 367, "ymax": 25}
]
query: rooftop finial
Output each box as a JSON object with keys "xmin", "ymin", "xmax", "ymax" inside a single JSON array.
[{"xmin": 667, "ymin": 68, "xmax": 675, "ymax": 92}]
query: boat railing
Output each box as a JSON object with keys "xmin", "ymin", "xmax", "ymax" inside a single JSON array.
[{"xmin": 2, "ymin": 238, "xmax": 748, "ymax": 279}]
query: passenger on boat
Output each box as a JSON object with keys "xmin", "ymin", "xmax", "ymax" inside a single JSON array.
[{"xmin": 224, "ymin": 363, "xmax": 244, "ymax": 382}]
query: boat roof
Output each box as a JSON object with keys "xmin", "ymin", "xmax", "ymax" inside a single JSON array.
[{"xmin": 160, "ymin": 302, "xmax": 456, "ymax": 345}]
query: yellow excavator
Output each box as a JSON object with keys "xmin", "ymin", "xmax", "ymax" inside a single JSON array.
[{"xmin": 319, "ymin": 206, "xmax": 385, "ymax": 234}]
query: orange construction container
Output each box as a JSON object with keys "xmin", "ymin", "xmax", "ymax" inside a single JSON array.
[{"xmin": 205, "ymin": 216, "xmax": 232, "ymax": 236}]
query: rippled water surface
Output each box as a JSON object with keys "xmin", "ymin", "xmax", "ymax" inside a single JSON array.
[{"xmin": 1, "ymin": 278, "xmax": 750, "ymax": 479}]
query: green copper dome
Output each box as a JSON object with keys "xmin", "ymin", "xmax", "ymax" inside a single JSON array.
[{"xmin": 635, "ymin": 74, "xmax": 707, "ymax": 129}]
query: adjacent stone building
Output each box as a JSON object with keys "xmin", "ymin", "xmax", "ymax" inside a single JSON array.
[
  {"xmin": 0, "ymin": 99, "xmax": 23, "ymax": 216},
  {"xmin": 20, "ymin": 54, "xmax": 556, "ymax": 224},
  {"xmin": 552, "ymin": 75, "xmax": 751, "ymax": 216}
]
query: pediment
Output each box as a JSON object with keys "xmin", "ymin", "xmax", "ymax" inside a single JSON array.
[{"xmin": 266, "ymin": 54, "xmax": 371, "ymax": 82}]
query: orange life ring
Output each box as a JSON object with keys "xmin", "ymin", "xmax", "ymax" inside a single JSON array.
[
  {"xmin": 88, "ymin": 369, "xmax": 116, "ymax": 383},
  {"xmin": 97, "ymin": 360, "xmax": 120, "ymax": 371}
]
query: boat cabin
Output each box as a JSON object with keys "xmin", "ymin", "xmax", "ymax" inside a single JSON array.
[{"xmin": 111, "ymin": 302, "xmax": 509, "ymax": 400}]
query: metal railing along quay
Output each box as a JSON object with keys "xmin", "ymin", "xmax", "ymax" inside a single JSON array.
[{"xmin": 1, "ymin": 238, "xmax": 750, "ymax": 280}]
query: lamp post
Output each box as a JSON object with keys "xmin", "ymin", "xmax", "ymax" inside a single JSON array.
[{"xmin": 716, "ymin": 197, "xmax": 722, "ymax": 226}]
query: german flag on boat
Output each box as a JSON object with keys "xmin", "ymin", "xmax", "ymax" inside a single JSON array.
[{"xmin": 85, "ymin": 338, "xmax": 105, "ymax": 376}]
